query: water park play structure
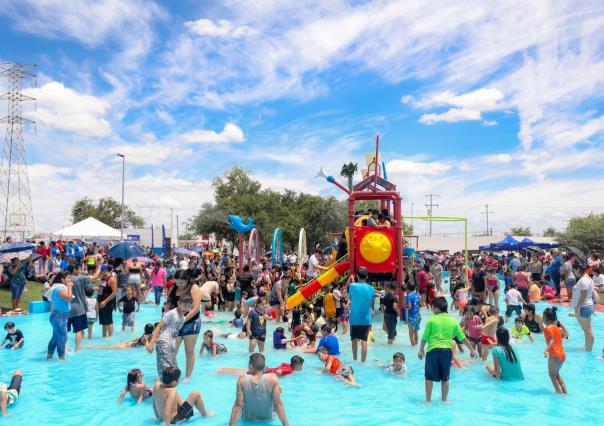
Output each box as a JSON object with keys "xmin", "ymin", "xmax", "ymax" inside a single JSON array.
[
  {"xmin": 287, "ymin": 134, "xmax": 405, "ymax": 309},
  {"xmin": 227, "ymin": 215, "xmax": 307, "ymax": 272}
]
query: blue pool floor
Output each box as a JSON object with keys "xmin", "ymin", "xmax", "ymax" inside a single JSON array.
[{"xmin": 1, "ymin": 297, "xmax": 603, "ymax": 426}]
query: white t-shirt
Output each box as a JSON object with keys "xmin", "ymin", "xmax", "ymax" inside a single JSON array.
[
  {"xmin": 593, "ymin": 274, "xmax": 604, "ymax": 290},
  {"xmin": 572, "ymin": 275, "xmax": 594, "ymax": 308},
  {"xmin": 505, "ymin": 288, "xmax": 522, "ymax": 306},
  {"xmin": 85, "ymin": 297, "xmax": 97, "ymax": 319},
  {"xmin": 200, "ymin": 281, "xmax": 219, "ymax": 301},
  {"xmin": 307, "ymin": 255, "xmax": 320, "ymax": 278},
  {"xmin": 333, "ymin": 289, "xmax": 342, "ymax": 308}
]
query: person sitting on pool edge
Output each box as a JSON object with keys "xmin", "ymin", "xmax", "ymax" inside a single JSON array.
[
  {"xmin": 152, "ymin": 366, "xmax": 214, "ymax": 424},
  {"xmin": 1, "ymin": 370, "xmax": 22, "ymax": 417},
  {"xmin": 418, "ymin": 296, "xmax": 477, "ymax": 402}
]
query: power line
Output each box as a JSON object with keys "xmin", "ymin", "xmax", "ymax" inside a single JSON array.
[{"xmin": 424, "ymin": 194, "xmax": 439, "ymax": 237}]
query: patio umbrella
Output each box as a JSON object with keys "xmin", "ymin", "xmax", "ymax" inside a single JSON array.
[
  {"xmin": 174, "ymin": 247, "xmax": 192, "ymax": 255},
  {"xmin": 0, "ymin": 241, "xmax": 35, "ymax": 263},
  {"xmin": 525, "ymin": 245, "xmax": 545, "ymax": 255},
  {"xmin": 136, "ymin": 256, "xmax": 154, "ymax": 264},
  {"xmin": 565, "ymin": 246, "xmax": 587, "ymax": 268},
  {"xmin": 189, "ymin": 251, "xmax": 200, "ymax": 258},
  {"xmin": 108, "ymin": 242, "xmax": 144, "ymax": 259}
]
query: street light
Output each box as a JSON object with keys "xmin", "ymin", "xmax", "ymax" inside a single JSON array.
[{"xmin": 116, "ymin": 153, "xmax": 125, "ymax": 240}]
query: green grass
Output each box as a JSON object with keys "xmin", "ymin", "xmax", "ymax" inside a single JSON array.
[{"xmin": 0, "ymin": 281, "xmax": 44, "ymax": 311}]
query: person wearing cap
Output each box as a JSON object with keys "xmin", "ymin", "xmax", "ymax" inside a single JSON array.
[{"xmin": 345, "ymin": 267, "xmax": 378, "ymax": 362}]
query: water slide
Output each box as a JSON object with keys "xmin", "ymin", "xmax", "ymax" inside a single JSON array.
[{"xmin": 286, "ymin": 260, "xmax": 350, "ymax": 310}]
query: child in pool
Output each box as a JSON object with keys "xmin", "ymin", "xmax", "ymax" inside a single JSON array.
[
  {"xmin": 340, "ymin": 297, "xmax": 350, "ymax": 335},
  {"xmin": 230, "ymin": 310, "xmax": 244, "ymax": 329},
  {"xmin": 273, "ymin": 327, "xmax": 289, "ymax": 349},
  {"xmin": 2, "ymin": 322, "xmax": 24, "ymax": 350},
  {"xmin": 461, "ymin": 306, "xmax": 483, "ymax": 358},
  {"xmin": 543, "ymin": 307, "xmax": 568, "ymax": 394},
  {"xmin": 216, "ymin": 355, "xmax": 305, "ymax": 377},
  {"xmin": 386, "ymin": 352, "xmax": 408, "ymax": 376},
  {"xmin": 510, "ymin": 316, "xmax": 534, "ymax": 343},
  {"xmin": 84, "ymin": 323, "xmax": 155, "ymax": 350},
  {"xmin": 118, "ymin": 368, "xmax": 152, "ymax": 404},
  {"xmin": 199, "ymin": 330, "xmax": 227, "ymax": 357},
  {"xmin": 486, "ymin": 328, "xmax": 524, "ymax": 381},
  {"xmin": 317, "ymin": 347, "xmax": 359, "ymax": 386},
  {"xmin": 479, "ymin": 305, "xmax": 499, "ymax": 361},
  {"xmin": 152, "ymin": 366, "xmax": 214, "ymax": 423},
  {"xmin": 118, "ymin": 286, "xmax": 140, "ymax": 332},
  {"xmin": 453, "ymin": 282, "xmax": 469, "ymax": 314},
  {"xmin": 85, "ymin": 287, "xmax": 98, "ymax": 340}
]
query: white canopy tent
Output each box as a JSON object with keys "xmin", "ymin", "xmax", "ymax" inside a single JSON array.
[{"xmin": 53, "ymin": 217, "xmax": 121, "ymax": 239}]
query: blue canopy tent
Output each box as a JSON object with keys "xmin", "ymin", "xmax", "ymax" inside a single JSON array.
[{"xmin": 479, "ymin": 235, "xmax": 521, "ymax": 251}]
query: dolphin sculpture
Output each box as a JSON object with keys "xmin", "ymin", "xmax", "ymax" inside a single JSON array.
[{"xmin": 227, "ymin": 215, "xmax": 255, "ymax": 234}]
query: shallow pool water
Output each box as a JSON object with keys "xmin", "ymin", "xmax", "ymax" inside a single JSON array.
[{"xmin": 1, "ymin": 297, "xmax": 603, "ymax": 426}]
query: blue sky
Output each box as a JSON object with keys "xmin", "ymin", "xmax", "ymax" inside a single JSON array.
[{"xmin": 1, "ymin": 0, "xmax": 604, "ymax": 235}]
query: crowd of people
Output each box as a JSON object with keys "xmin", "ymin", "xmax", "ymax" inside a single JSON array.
[{"xmin": 0, "ymin": 236, "xmax": 602, "ymax": 422}]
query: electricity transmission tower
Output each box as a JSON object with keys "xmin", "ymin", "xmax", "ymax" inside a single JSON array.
[{"xmin": 0, "ymin": 63, "xmax": 36, "ymax": 241}]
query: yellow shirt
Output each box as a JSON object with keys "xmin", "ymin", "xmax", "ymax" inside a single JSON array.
[{"xmin": 529, "ymin": 284, "xmax": 541, "ymax": 302}]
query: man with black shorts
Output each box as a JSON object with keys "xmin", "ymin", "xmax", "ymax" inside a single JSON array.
[
  {"xmin": 418, "ymin": 297, "xmax": 477, "ymax": 402},
  {"xmin": 347, "ymin": 267, "xmax": 376, "ymax": 362}
]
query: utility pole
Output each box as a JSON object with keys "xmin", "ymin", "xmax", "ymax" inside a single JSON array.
[
  {"xmin": 410, "ymin": 202, "xmax": 414, "ymax": 229},
  {"xmin": 481, "ymin": 204, "xmax": 494, "ymax": 236},
  {"xmin": 176, "ymin": 213, "xmax": 179, "ymax": 243},
  {"xmin": 424, "ymin": 194, "xmax": 439, "ymax": 236},
  {"xmin": 0, "ymin": 63, "xmax": 36, "ymax": 240},
  {"xmin": 116, "ymin": 153, "xmax": 125, "ymax": 240}
]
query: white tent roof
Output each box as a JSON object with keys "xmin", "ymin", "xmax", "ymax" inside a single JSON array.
[{"xmin": 53, "ymin": 217, "xmax": 120, "ymax": 238}]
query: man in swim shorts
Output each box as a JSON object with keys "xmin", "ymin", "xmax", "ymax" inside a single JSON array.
[
  {"xmin": 347, "ymin": 267, "xmax": 377, "ymax": 362},
  {"xmin": 1, "ymin": 370, "xmax": 22, "ymax": 417}
]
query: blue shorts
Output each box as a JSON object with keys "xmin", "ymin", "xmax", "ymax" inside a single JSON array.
[
  {"xmin": 10, "ymin": 282, "xmax": 25, "ymax": 301},
  {"xmin": 178, "ymin": 317, "xmax": 201, "ymax": 337},
  {"xmin": 580, "ymin": 306, "xmax": 594, "ymax": 318},
  {"xmin": 425, "ymin": 348, "xmax": 453, "ymax": 382},
  {"xmin": 408, "ymin": 316, "xmax": 421, "ymax": 331}
]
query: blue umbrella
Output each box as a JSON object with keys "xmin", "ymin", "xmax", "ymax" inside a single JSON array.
[
  {"xmin": 174, "ymin": 247, "xmax": 192, "ymax": 255},
  {"xmin": 108, "ymin": 242, "xmax": 144, "ymax": 259}
]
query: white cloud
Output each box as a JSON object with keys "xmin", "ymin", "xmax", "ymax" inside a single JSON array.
[
  {"xmin": 386, "ymin": 159, "xmax": 452, "ymax": 176},
  {"xmin": 415, "ymin": 88, "xmax": 504, "ymax": 124},
  {"xmin": 25, "ymin": 82, "xmax": 111, "ymax": 137},
  {"xmin": 419, "ymin": 108, "xmax": 482, "ymax": 124},
  {"xmin": 112, "ymin": 142, "xmax": 192, "ymax": 166},
  {"xmin": 181, "ymin": 123, "xmax": 245, "ymax": 144},
  {"xmin": 482, "ymin": 153, "xmax": 512, "ymax": 164},
  {"xmin": 185, "ymin": 19, "xmax": 256, "ymax": 38},
  {"xmin": 155, "ymin": 108, "xmax": 174, "ymax": 125}
]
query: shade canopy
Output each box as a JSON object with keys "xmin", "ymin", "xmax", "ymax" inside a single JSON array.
[{"xmin": 53, "ymin": 217, "xmax": 120, "ymax": 238}]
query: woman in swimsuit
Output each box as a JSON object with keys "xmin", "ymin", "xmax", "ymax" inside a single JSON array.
[
  {"xmin": 118, "ymin": 368, "xmax": 152, "ymax": 404},
  {"xmin": 486, "ymin": 271, "xmax": 500, "ymax": 308},
  {"xmin": 165, "ymin": 270, "xmax": 202, "ymax": 382},
  {"xmin": 523, "ymin": 303, "xmax": 543, "ymax": 334}
]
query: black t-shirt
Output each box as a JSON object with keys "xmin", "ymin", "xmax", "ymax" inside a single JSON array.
[
  {"xmin": 119, "ymin": 295, "xmax": 137, "ymax": 314},
  {"xmin": 383, "ymin": 293, "xmax": 398, "ymax": 315},
  {"xmin": 238, "ymin": 273, "xmax": 254, "ymax": 295},
  {"xmin": 5, "ymin": 329, "xmax": 23, "ymax": 344},
  {"xmin": 472, "ymin": 270, "xmax": 487, "ymax": 292}
]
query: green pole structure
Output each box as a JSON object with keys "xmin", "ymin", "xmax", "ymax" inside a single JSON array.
[{"xmin": 401, "ymin": 215, "xmax": 469, "ymax": 273}]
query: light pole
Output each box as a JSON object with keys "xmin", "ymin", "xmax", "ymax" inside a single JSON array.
[{"xmin": 116, "ymin": 153, "xmax": 125, "ymax": 240}]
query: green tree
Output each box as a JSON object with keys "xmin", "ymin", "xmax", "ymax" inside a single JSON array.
[
  {"xmin": 71, "ymin": 197, "xmax": 144, "ymax": 229},
  {"xmin": 340, "ymin": 162, "xmax": 358, "ymax": 191},
  {"xmin": 542, "ymin": 227, "xmax": 557, "ymax": 237},
  {"xmin": 557, "ymin": 213, "xmax": 604, "ymax": 252},
  {"xmin": 190, "ymin": 167, "xmax": 348, "ymax": 253},
  {"xmin": 509, "ymin": 226, "xmax": 532, "ymax": 236}
]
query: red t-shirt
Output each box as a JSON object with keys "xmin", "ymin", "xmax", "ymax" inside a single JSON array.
[
  {"xmin": 326, "ymin": 355, "xmax": 342, "ymax": 374},
  {"xmin": 418, "ymin": 271, "xmax": 432, "ymax": 291},
  {"xmin": 266, "ymin": 363, "xmax": 293, "ymax": 376}
]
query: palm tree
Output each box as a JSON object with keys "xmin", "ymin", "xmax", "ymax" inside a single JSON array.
[{"xmin": 340, "ymin": 162, "xmax": 358, "ymax": 191}]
